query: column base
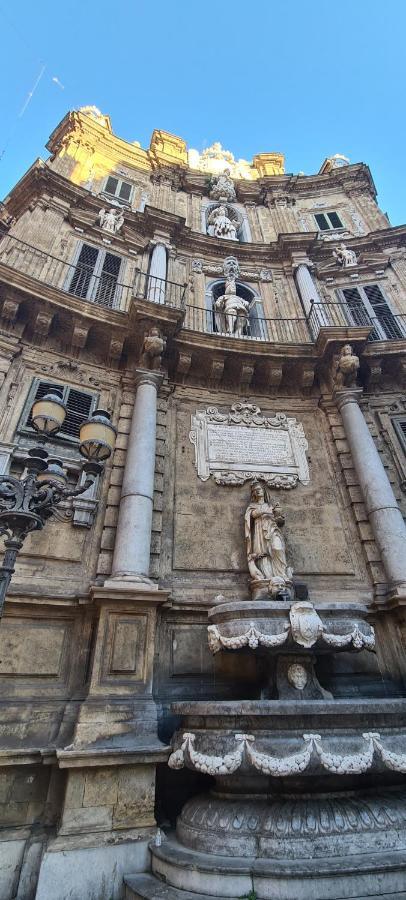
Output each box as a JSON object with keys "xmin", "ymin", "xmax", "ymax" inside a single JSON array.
[{"xmin": 104, "ymin": 573, "xmax": 159, "ymax": 591}]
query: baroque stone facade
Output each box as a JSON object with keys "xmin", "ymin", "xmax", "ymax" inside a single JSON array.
[{"xmin": 0, "ymin": 107, "xmax": 405, "ymax": 899}]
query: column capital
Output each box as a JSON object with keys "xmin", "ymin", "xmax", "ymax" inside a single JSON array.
[
  {"xmin": 135, "ymin": 369, "xmax": 164, "ymax": 389},
  {"xmin": 333, "ymin": 387, "xmax": 363, "ymax": 411}
]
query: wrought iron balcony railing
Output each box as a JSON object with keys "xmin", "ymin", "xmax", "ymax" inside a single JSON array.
[
  {"xmin": 183, "ymin": 304, "xmax": 313, "ymax": 344},
  {"xmin": 0, "ymin": 237, "xmax": 187, "ymax": 313},
  {"xmin": 134, "ymin": 271, "xmax": 187, "ymax": 309},
  {"xmin": 307, "ymin": 300, "xmax": 406, "ymax": 343},
  {"xmin": 0, "ymin": 234, "xmax": 134, "ymax": 310}
]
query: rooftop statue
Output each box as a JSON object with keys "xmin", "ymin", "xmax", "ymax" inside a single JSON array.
[
  {"xmin": 209, "ymin": 169, "xmax": 236, "ymax": 203},
  {"xmin": 188, "ymin": 142, "xmax": 255, "ymax": 180}
]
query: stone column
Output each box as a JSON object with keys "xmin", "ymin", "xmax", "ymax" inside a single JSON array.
[
  {"xmin": 111, "ymin": 369, "xmax": 163, "ymax": 586},
  {"xmin": 294, "ymin": 263, "xmax": 329, "ymax": 329},
  {"xmin": 336, "ymin": 388, "xmax": 406, "ymax": 596},
  {"xmin": 147, "ymin": 241, "xmax": 167, "ymax": 304}
]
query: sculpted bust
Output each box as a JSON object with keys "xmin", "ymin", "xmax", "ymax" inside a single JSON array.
[{"xmin": 287, "ymin": 663, "xmax": 308, "ymax": 690}]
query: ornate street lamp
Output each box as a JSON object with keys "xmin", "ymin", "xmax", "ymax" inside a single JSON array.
[{"xmin": 0, "ymin": 392, "xmax": 116, "ymax": 617}]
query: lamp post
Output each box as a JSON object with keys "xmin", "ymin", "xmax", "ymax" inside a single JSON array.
[{"xmin": 0, "ymin": 391, "xmax": 116, "ymax": 617}]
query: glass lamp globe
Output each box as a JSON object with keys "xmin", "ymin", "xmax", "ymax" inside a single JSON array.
[
  {"xmin": 36, "ymin": 458, "xmax": 68, "ymax": 486},
  {"xmin": 31, "ymin": 391, "xmax": 67, "ymax": 436},
  {"xmin": 79, "ymin": 409, "xmax": 116, "ymax": 463}
]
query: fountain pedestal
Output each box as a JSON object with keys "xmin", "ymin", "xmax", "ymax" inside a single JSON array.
[{"xmin": 127, "ymin": 599, "xmax": 406, "ymax": 900}]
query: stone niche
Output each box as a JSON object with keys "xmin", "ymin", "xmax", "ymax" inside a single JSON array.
[{"xmin": 172, "ymin": 400, "xmax": 361, "ymax": 580}]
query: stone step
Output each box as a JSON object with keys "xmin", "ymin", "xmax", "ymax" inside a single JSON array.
[{"xmin": 124, "ymin": 873, "xmax": 226, "ymax": 900}]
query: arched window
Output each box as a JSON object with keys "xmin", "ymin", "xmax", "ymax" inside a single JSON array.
[{"xmin": 204, "ymin": 280, "xmax": 268, "ymax": 339}]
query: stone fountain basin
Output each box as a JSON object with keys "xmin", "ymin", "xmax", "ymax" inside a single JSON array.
[
  {"xmin": 207, "ymin": 600, "xmax": 375, "ymax": 654},
  {"xmin": 169, "ymin": 699, "xmax": 406, "ymax": 783}
]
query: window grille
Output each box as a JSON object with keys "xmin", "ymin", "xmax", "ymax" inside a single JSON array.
[
  {"xmin": 67, "ymin": 243, "xmax": 123, "ymax": 308},
  {"xmin": 104, "ymin": 176, "xmax": 132, "ymax": 203},
  {"xmin": 393, "ymin": 418, "xmax": 406, "ymax": 455},
  {"xmin": 314, "ymin": 211, "xmax": 343, "ymax": 231},
  {"xmin": 21, "ymin": 380, "xmax": 97, "ymax": 443},
  {"xmin": 340, "ymin": 284, "xmax": 403, "ymax": 341}
]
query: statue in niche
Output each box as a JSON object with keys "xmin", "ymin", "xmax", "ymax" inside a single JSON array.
[
  {"xmin": 139, "ymin": 327, "xmax": 166, "ymax": 370},
  {"xmin": 333, "ymin": 242, "xmax": 357, "ymax": 268},
  {"xmin": 245, "ymin": 481, "xmax": 293, "ymax": 598},
  {"xmin": 98, "ymin": 207, "xmax": 124, "ymax": 234},
  {"xmin": 332, "ymin": 343, "xmax": 360, "ymax": 390},
  {"xmin": 214, "ymin": 275, "xmax": 250, "ymax": 337},
  {"xmin": 287, "ymin": 663, "xmax": 308, "ymax": 690},
  {"xmin": 209, "ymin": 168, "xmax": 236, "ymax": 202},
  {"xmin": 207, "ymin": 205, "xmax": 239, "ymax": 241}
]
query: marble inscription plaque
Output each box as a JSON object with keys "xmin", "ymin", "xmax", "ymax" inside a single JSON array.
[{"xmin": 190, "ymin": 402, "xmax": 309, "ymax": 489}]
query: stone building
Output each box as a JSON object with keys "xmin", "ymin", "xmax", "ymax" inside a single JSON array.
[{"xmin": 0, "ymin": 105, "xmax": 405, "ymax": 899}]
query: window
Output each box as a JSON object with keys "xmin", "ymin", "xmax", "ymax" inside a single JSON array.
[
  {"xmin": 339, "ymin": 284, "xmax": 404, "ymax": 341},
  {"xmin": 19, "ymin": 380, "xmax": 97, "ymax": 443},
  {"xmin": 393, "ymin": 418, "xmax": 406, "ymax": 455},
  {"xmin": 103, "ymin": 175, "xmax": 132, "ymax": 204},
  {"xmin": 314, "ymin": 211, "xmax": 343, "ymax": 231},
  {"xmin": 67, "ymin": 243, "xmax": 123, "ymax": 309}
]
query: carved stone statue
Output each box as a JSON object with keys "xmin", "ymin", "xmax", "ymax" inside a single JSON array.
[
  {"xmin": 98, "ymin": 207, "xmax": 124, "ymax": 234},
  {"xmin": 289, "ymin": 601, "xmax": 323, "ymax": 648},
  {"xmin": 245, "ymin": 481, "xmax": 293, "ymax": 598},
  {"xmin": 209, "ymin": 169, "xmax": 236, "ymax": 203},
  {"xmin": 214, "ymin": 276, "xmax": 250, "ymax": 337},
  {"xmin": 207, "ymin": 205, "xmax": 238, "ymax": 241},
  {"xmin": 139, "ymin": 327, "xmax": 166, "ymax": 370},
  {"xmin": 333, "ymin": 343, "xmax": 360, "ymax": 390},
  {"xmin": 333, "ymin": 242, "xmax": 357, "ymax": 268}
]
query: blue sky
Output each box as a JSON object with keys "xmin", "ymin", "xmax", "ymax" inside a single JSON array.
[{"xmin": 1, "ymin": 0, "xmax": 405, "ymax": 224}]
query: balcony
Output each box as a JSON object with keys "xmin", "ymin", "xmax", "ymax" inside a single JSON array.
[
  {"xmin": 134, "ymin": 271, "xmax": 187, "ymax": 309},
  {"xmin": 307, "ymin": 301, "xmax": 406, "ymax": 344},
  {"xmin": 0, "ymin": 233, "xmax": 135, "ymax": 311},
  {"xmin": 183, "ymin": 304, "xmax": 312, "ymax": 344}
]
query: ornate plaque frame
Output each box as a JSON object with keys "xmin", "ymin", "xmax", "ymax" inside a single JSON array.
[{"xmin": 189, "ymin": 403, "xmax": 309, "ymax": 489}]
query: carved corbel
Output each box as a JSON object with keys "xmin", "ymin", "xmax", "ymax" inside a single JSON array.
[
  {"xmin": 299, "ymin": 361, "xmax": 315, "ymax": 390},
  {"xmin": 266, "ymin": 362, "xmax": 283, "ymax": 389},
  {"xmin": 71, "ymin": 321, "xmax": 90, "ymax": 350},
  {"xmin": 177, "ymin": 351, "xmax": 192, "ymax": 377},
  {"xmin": 367, "ymin": 358, "xmax": 383, "ymax": 386},
  {"xmin": 32, "ymin": 309, "xmax": 54, "ymax": 337},
  {"xmin": 397, "ymin": 358, "xmax": 406, "ymax": 386},
  {"xmin": 209, "ymin": 357, "xmax": 224, "ymax": 383},
  {"xmin": 240, "ymin": 362, "xmax": 255, "ymax": 386},
  {"xmin": 1, "ymin": 296, "xmax": 21, "ymax": 323},
  {"xmin": 108, "ymin": 336, "xmax": 124, "ymax": 365}
]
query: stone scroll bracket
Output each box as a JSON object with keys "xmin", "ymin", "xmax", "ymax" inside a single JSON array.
[{"xmin": 189, "ymin": 402, "xmax": 310, "ymax": 489}]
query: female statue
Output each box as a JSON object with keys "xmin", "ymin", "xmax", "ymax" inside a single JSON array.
[{"xmin": 244, "ymin": 481, "xmax": 292, "ymax": 596}]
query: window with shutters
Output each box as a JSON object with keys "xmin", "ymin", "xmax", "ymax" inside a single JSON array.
[
  {"xmin": 393, "ymin": 418, "xmax": 406, "ymax": 456},
  {"xmin": 338, "ymin": 284, "xmax": 405, "ymax": 341},
  {"xmin": 314, "ymin": 211, "xmax": 344, "ymax": 231},
  {"xmin": 102, "ymin": 175, "xmax": 133, "ymax": 205},
  {"xmin": 18, "ymin": 380, "xmax": 98, "ymax": 444},
  {"xmin": 67, "ymin": 243, "xmax": 123, "ymax": 309}
]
